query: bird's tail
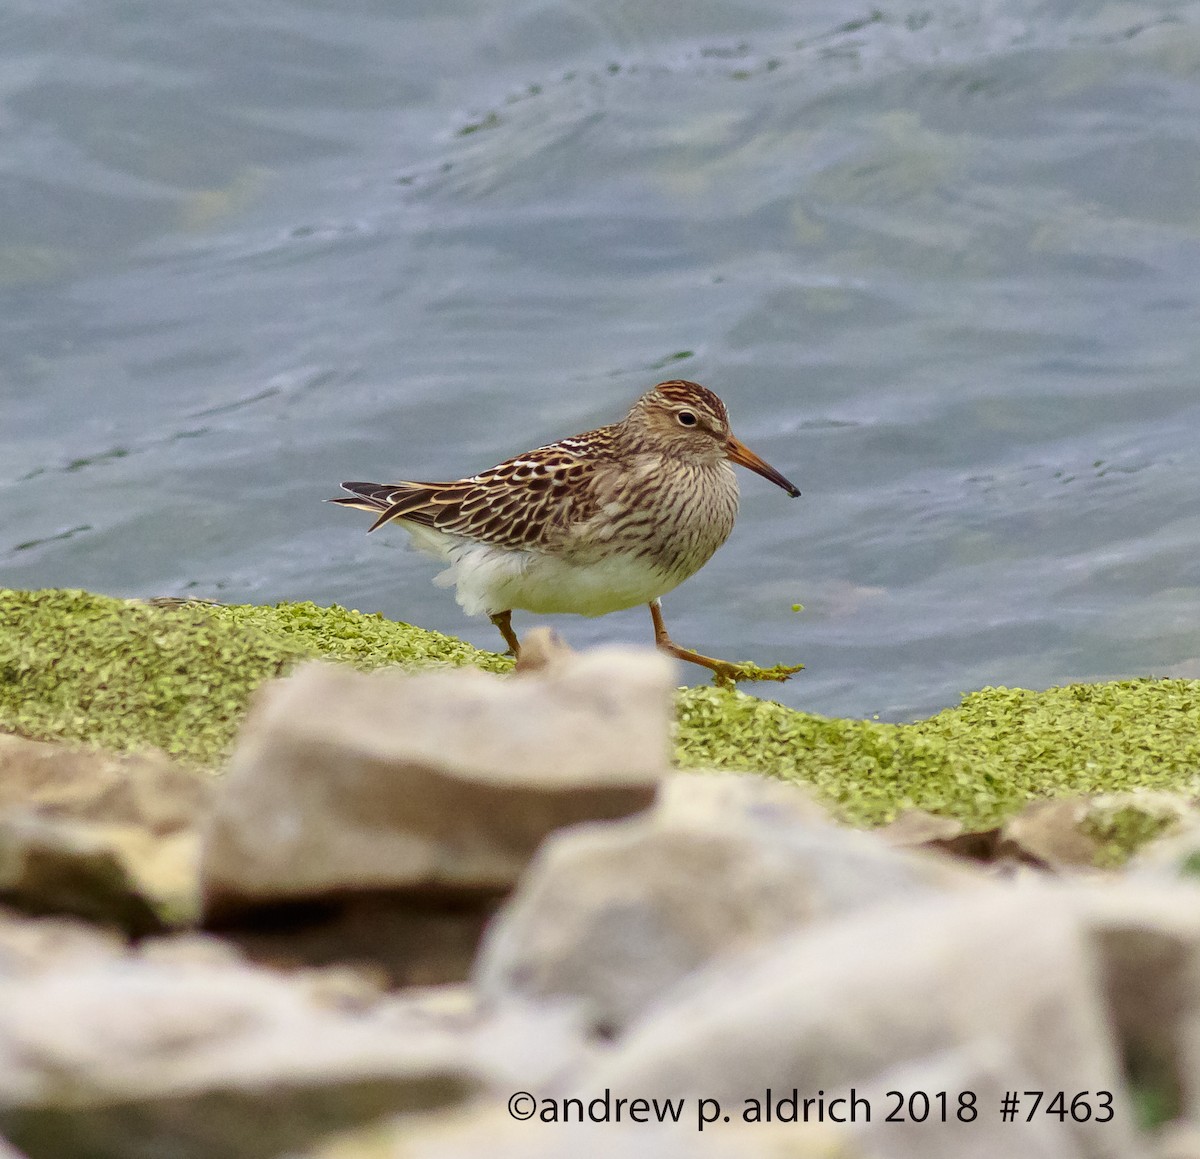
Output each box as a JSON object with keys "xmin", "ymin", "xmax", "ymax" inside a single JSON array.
[{"xmin": 327, "ymin": 481, "xmax": 434, "ymax": 533}]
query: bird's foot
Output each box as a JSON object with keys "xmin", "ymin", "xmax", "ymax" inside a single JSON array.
[
  {"xmin": 703, "ymin": 658, "xmax": 805, "ymax": 688},
  {"xmin": 648, "ymin": 601, "xmax": 802, "ymax": 688},
  {"xmin": 655, "ymin": 640, "xmax": 803, "ymax": 687}
]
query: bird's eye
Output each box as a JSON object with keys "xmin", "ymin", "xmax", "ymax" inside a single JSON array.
[{"xmin": 677, "ymin": 410, "xmax": 698, "ymax": 427}]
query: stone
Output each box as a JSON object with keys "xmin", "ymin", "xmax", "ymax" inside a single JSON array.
[
  {"xmin": 0, "ymin": 734, "xmax": 212, "ymax": 830},
  {"xmin": 1072, "ymin": 880, "xmax": 1200, "ymax": 1128},
  {"xmin": 474, "ymin": 772, "xmax": 978, "ymax": 1034},
  {"xmin": 1000, "ymin": 798, "xmax": 1101, "ymax": 868},
  {"xmin": 655, "ymin": 769, "xmax": 833, "ymax": 827},
  {"xmin": 0, "ymin": 813, "xmax": 164, "ymax": 935},
  {"xmin": 198, "ymin": 654, "xmax": 666, "ymax": 982},
  {"xmin": 1125, "ymin": 803, "xmax": 1200, "ymax": 880},
  {"xmin": 375, "ymin": 990, "xmax": 599, "ymax": 1103},
  {"xmin": 1002, "ymin": 792, "xmax": 1191, "ymax": 870},
  {"xmin": 0, "ymin": 907, "xmax": 123, "ymax": 977},
  {"xmin": 200, "ymin": 654, "xmax": 667, "ymax": 916},
  {"xmin": 303, "ymin": 1105, "xmax": 851, "ymax": 1159},
  {"xmin": 511, "ymin": 627, "xmax": 574, "ymax": 675},
  {"xmin": 0, "ymin": 735, "xmax": 212, "ymax": 929},
  {"xmin": 852, "ymin": 1044, "xmax": 1089, "ymax": 1158},
  {"xmin": 0, "ymin": 954, "xmax": 479, "ymax": 1159},
  {"xmin": 573, "ymin": 884, "xmax": 1140, "ymax": 1159},
  {"xmin": 1156, "ymin": 1121, "xmax": 1200, "ymax": 1159},
  {"xmin": 1131, "ymin": 820, "xmax": 1200, "ymax": 880},
  {"xmin": 134, "ymin": 931, "xmax": 246, "ymax": 970},
  {"xmin": 209, "ymin": 892, "xmax": 501, "ymax": 988},
  {"xmin": 874, "ymin": 809, "xmax": 965, "ymax": 847}
]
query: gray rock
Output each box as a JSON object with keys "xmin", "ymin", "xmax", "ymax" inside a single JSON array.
[
  {"xmin": 1156, "ymin": 1121, "xmax": 1200, "ymax": 1159},
  {"xmin": 208, "ymin": 892, "xmax": 501, "ymax": 989},
  {"xmin": 1002, "ymin": 791, "xmax": 1193, "ymax": 870},
  {"xmin": 1129, "ymin": 808, "xmax": 1200, "ymax": 880},
  {"xmin": 377, "ymin": 991, "xmax": 597, "ymax": 1100},
  {"xmin": 0, "ymin": 955, "xmax": 479, "ymax": 1159},
  {"xmin": 1073, "ymin": 880, "xmax": 1200, "ymax": 1128},
  {"xmin": 874, "ymin": 809, "xmax": 965, "ymax": 848},
  {"xmin": 1000, "ymin": 798, "xmax": 1101, "ymax": 868},
  {"xmin": 0, "ymin": 909, "xmax": 123, "ymax": 978},
  {"xmin": 853, "ymin": 1045, "xmax": 1088, "ymax": 1159},
  {"xmin": 0, "ymin": 812, "xmax": 163, "ymax": 936},
  {"xmin": 200, "ymin": 653, "xmax": 668, "ymax": 916},
  {"xmin": 474, "ymin": 771, "xmax": 977, "ymax": 1034},
  {"xmin": 572, "ymin": 885, "xmax": 1139, "ymax": 1159},
  {"xmin": 0, "ymin": 735, "xmax": 213, "ymax": 930},
  {"xmin": 0, "ymin": 734, "xmax": 212, "ymax": 830},
  {"xmin": 300, "ymin": 1105, "xmax": 850, "ymax": 1158}
]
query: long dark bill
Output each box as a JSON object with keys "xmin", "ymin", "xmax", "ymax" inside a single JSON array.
[{"xmin": 725, "ymin": 435, "xmax": 800, "ymax": 498}]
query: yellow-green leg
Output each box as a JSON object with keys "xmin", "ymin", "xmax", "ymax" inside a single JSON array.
[{"xmin": 649, "ymin": 600, "xmax": 802, "ymax": 686}]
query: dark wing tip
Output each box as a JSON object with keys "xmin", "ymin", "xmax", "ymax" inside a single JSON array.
[{"xmin": 367, "ymin": 505, "xmax": 402, "ymax": 534}]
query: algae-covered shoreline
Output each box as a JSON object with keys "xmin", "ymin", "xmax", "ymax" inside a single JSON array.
[{"xmin": 2, "ymin": 587, "xmax": 1199, "ymax": 831}]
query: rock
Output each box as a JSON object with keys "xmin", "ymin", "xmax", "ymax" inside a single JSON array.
[
  {"xmin": 474, "ymin": 772, "xmax": 978, "ymax": 1034},
  {"xmin": 303, "ymin": 1105, "xmax": 850, "ymax": 1159},
  {"xmin": 1156, "ymin": 1121, "xmax": 1200, "ymax": 1159},
  {"xmin": 376, "ymin": 983, "xmax": 476, "ymax": 1029},
  {"xmin": 0, "ymin": 813, "xmax": 164, "ymax": 935},
  {"xmin": 511, "ymin": 627, "xmax": 574, "ymax": 675},
  {"xmin": 853, "ymin": 1044, "xmax": 1088, "ymax": 1158},
  {"xmin": 0, "ymin": 735, "xmax": 213, "ymax": 930},
  {"xmin": 1130, "ymin": 814, "xmax": 1200, "ymax": 880},
  {"xmin": 209, "ymin": 892, "xmax": 505, "ymax": 988},
  {"xmin": 572, "ymin": 884, "xmax": 1140, "ymax": 1159},
  {"xmin": 874, "ymin": 809, "xmax": 965, "ymax": 848},
  {"xmin": 374, "ymin": 989, "xmax": 600, "ymax": 1102},
  {"xmin": 1070, "ymin": 880, "xmax": 1200, "ymax": 1129},
  {"xmin": 198, "ymin": 654, "xmax": 667, "ymax": 981},
  {"xmin": 0, "ymin": 954, "xmax": 480, "ymax": 1159},
  {"xmin": 134, "ymin": 931, "xmax": 246, "ymax": 970},
  {"xmin": 1002, "ymin": 792, "xmax": 1191, "ymax": 870},
  {"xmin": 0, "ymin": 734, "xmax": 212, "ymax": 829},
  {"xmin": 0, "ymin": 907, "xmax": 123, "ymax": 977},
  {"xmin": 1119, "ymin": 798, "xmax": 1200, "ymax": 880},
  {"xmin": 1000, "ymin": 798, "xmax": 1101, "ymax": 868},
  {"xmin": 202, "ymin": 655, "xmax": 667, "ymax": 908},
  {"xmin": 655, "ymin": 769, "xmax": 833, "ymax": 826}
]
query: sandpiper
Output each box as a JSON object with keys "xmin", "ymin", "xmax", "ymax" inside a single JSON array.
[{"xmin": 329, "ymin": 379, "xmax": 801, "ymax": 683}]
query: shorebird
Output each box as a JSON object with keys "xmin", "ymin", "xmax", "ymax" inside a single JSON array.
[{"xmin": 329, "ymin": 379, "xmax": 801, "ymax": 683}]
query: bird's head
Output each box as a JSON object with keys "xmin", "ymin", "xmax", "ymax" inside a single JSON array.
[{"xmin": 626, "ymin": 379, "xmax": 800, "ymax": 497}]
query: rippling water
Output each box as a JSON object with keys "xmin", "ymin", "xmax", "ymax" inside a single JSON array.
[{"xmin": 3, "ymin": 1, "xmax": 1200, "ymax": 720}]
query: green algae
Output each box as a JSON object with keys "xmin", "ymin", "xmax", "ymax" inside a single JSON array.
[
  {"xmin": 205, "ymin": 600, "xmax": 512, "ymax": 676},
  {"xmin": 0, "ymin": 589, "xmax": 509, "ymax": 768},
  {"xmin": 1079, "ymin": 800, "xmax": 1185, "ymax": 869},
  {"xmin": 3, "ymin": 588, "xmax": 1200, "ymax": 832},
  {"xmin": 675, "ymin": 680, "xmax": 1200, "ymax": 829}
]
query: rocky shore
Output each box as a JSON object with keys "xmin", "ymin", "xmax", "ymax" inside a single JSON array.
[{"xmin": 1, "ymin": 587, "xmax": 1200, "ymax": 1157}]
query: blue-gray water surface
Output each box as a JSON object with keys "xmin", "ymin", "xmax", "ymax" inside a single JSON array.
[{"xmin": 3, "ymin": 1, "xmax": 1200, "ymax": 721}]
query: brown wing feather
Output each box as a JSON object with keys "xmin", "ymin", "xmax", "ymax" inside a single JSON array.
[
  {"xmin": 424, "ymin": 446, "xmax": 606, "ymax": 550},
  {"xmin": 330, "ymin": 437, "xmax": 614, "ymax": 551}
]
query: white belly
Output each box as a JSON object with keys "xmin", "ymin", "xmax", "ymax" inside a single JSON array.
[{"xmin": 438, "ymin": 539, "xmax": 679, "ymax": 617}]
